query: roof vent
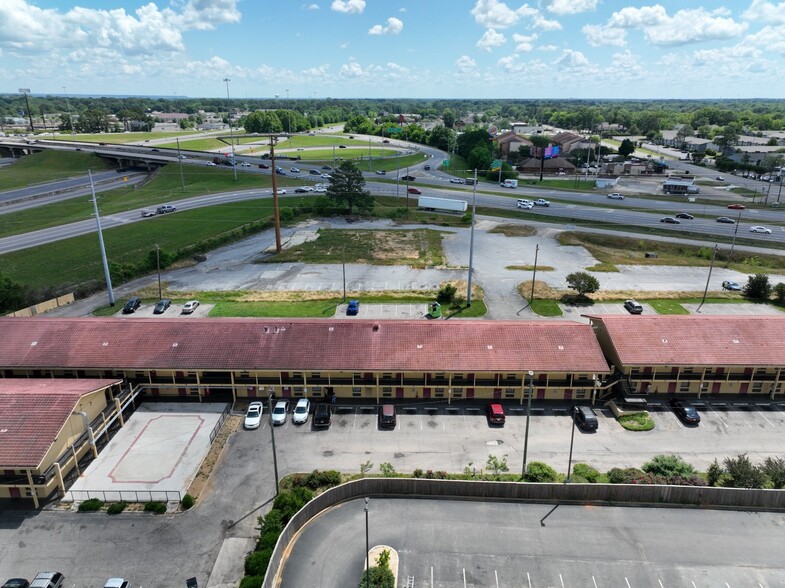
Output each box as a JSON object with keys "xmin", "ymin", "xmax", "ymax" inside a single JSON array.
[
  {"xmin": 417, "ymin": 344, "xmax": 423, "ymax": 349},
  {"xmin": 329, "ymin": 326, "xmax": 335, "ymax": 331},
  {"xmin": 172, "ymin": 342, "xmax": 179, "ymax": 348},
  {"xmin": 558, "ymin": 345, "xmax": 564, "ymax": 351},
  {"xmin": 732, "ymin": 338, "xmax": 740, "ymax": 344},
  {"xmin": 30, "ymin": 341, "xmax": 37, "ymax": 346},
  {"xmin": 487, "ymin": 345, "xmax": 493, "ymax": 350},
  {"xmin": 263, "ymin": 327, "xmax": 269, "ymax": 334},
  {"xmin": 102, "ymin": 342, "xmax": 109, "ymax": 347},
  {"xmin": 373, "ymin": 324, "xmax": 380, "ymax": 332},
  {"xmin": 661, "ymin": 338, "xmax": 668, "ymax": 344}
]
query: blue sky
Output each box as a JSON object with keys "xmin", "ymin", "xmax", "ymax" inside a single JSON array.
[{"xmin": 1, "ymin": 0, "xmax": 784, "ymax": 99}]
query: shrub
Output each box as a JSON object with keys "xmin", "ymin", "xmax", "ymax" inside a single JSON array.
[
  {"xmin": 144, "ymin": 501, "xmax": 167, "ymax": 514},
  {"xmin": 642, "ymin": 454, "xmax": 695, "ymax": 478},
  {"xmin": 78, "ymin": 498, "xmax": 104, "ymax": 512},
  {"xmin": 608, "ymin": 467, "xmax": 645, "ymax": 484},
  {"xmin": 762, "ymin": 457, "xmax": 785, "ymax": 489},
  {"xmin": 617, "ymin": 413, "xmax": 655, "ymax": 431},
  {"xmin": 706, "ymin": 459, "xmax": 723, "ymax": 487},
  {"xmin": 258, "ymin": 531, "xmax": 281, "ymax": 551},
  {"xmin": 437, "ymin": 283, "xmax": 457, "ymax": 303},
  {"xmin": 379, "ymin": 462, "xmax": 397, "ymax": 477},
  {"xmin": 245, "ymin": 548, "xmax": 273, "ymax": 576},
  {"xmin": 273, "ymin": 487, "xmax": 313, "ymax": 524},
  {"xmin": 239, "ymin": 576, "xmax": 265, "ymax": 588},
  {"xmin": 295, "ymin": 469, "xmax": 341, "ymax": 490},
  {"xmin": 524, "ymin": 461, "xmax": 558, "ymax": 483},
  {"xmin": 486, "ymin": 454, "xmax": 509, "ymax": 475},
  {"xmin": 723, "ymin": 454, "xmax": 765, "ymax": 489},
  {"xmin": 258, "ymin": 509, "xmax": 284, "ymax": 537},
  {"xmin": 359, "ymin": 565, "xmax": 395, "ymax": 588},
  {"xmin": 743, "ymin": 274, "xmax": 772, "ymax": 300},
  {"xmin": 571, "ymin": 463, "xmax": 600, "ymax": 483},
  {"xmin": 412, "ymin": 468, "xmax": 423, "ymax": 478},
  {"xmin": 181, "ymin": 494, "xmax": 195, "ymax": 510},
  {"xmin": 774, "ymin": 283, "xmax": 785, "ymax": 303},
  {"xmin": 106, "ymin": 501, "xmax": 128, "ymax": 515}
]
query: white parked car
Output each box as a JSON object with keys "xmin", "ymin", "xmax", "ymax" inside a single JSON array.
[
  {"xmin": 103, "ymin": 580, "xmax": 130, "ymax": 588},
  {"xmin": 271, "ymin": 400, "xmax": 289, "ymax": 426},
  {"xmin": 292, "ymin": 398, "xmax": 311, "ymax": 424},
  {"xmin": 750, "ymin": 226, "xmax": 772, "ymax": 234},
  {"xmin": 181, "ymin": 300, "xmax": 200, "ymax": 314},
  {"xmin": 533, "ymin": 198, "xmax": 550, "ymax": 207},
  {"xmin": 206, "ymin": 161, "xmax": 217, "ymax": 166},
  {"xmin": 244, "ymin": 401, "xmax": 263, "ymax": 429}
]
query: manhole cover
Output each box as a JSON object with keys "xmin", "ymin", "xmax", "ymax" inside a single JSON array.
[{"xmin": 323, "ymin": 450, "xmax": 334, "ymax": 457}]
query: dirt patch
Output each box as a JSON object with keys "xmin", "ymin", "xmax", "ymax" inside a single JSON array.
[
  {"xmin": 186, "ymin": 413, "xmax": 242, "ymax": 502},
  {"xmin": 489, "ymin": 224, "xmax": 538, "ymax": 237},
  {"xmin": 517, "ymin": 280, "xmax": 717, "ymax": 302},
  {"xmin": 373, "ymin": 231, "xmax": 421, "ymax": 260}
]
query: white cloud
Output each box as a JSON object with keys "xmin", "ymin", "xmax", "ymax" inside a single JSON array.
[
  {"xmin": 583, "ymin": 24, "xmax": 627, "ymax": 47},
  {"xmin": 306, "ymin": 3, "xmax": 320, "ymax": 10},
  {"xmin": 533, "ymin": 14, "xmax": 562, "ymax": 30},
  {"xmin": 470, "ymin": 0, "xmax": 521, "ymax": 28},
  {"xmin": 554, "ymin": 48, "xmax": 590, "ymax": 68},
  {"xmin": 539, "ymin": 44, "xmax": 558, "ymax": 51},
  {"xmin": 477, "ymin": 28, "xmax": 506, "ymax": 51},
  {"xmin": 171, "ymin": 0, "xmax": 242, "ymax": 31},
  {"xmin": 512, "ymin": 33, "xmax": 537, "ymax": 52},
  {"xmin": 455, "ymin": 55, "xmax": 477, "ymax": 72},
  {"xmin": 545, "ymin": 0, "xmax": 598, "ymax": 16},
  {"xmin": 742, "ymin": 0, "xmax": 785, "ymax": 23},
  {"xmin": 331, "ymin": 0, "xmax": 365, "ymax": 14},
  {"xmin": 744, "ymin": 25, "xmax": 785, "ymax": 52},
  {"xmin": 386, "ymin": 62, "xmax": 409, "ymax": 73},
  {"xmin": 340, "ymin": 60, "xmax": 366, "ymax": 77},
  {"xmin": 368, "ymin": 17, "xmax": 403, "ymax": 35}
]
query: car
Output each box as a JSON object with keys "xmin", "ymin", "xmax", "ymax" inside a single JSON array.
[
  {"xmin": 675, "ymin": 213, "xmax": 694, "ymax": 220},
  {"xmin": 322, "ymin": 165, "xmax": 332, "ymax": 170},
  {"xmin": 277, "ymin": 170, "xmax": 287, "ymax": 176},
  {"xmin": 722, "ymin": 280, "xmax": 742, "ymax": 291},
  {"xmin": 321, "ymin": 173, "xmax": 331, "ymax": 179},
  {"xmin": 407, "ymin": 187, "xmax": 422, "ymax": 195},
  {"xmin": 121, "ymin": 297, "xmax": 141, "ymax": 314},
  {"xmin": 141, "ymin": 209, "xmax": 156, "ymax": 218},
  {"xmin": 338, "ymin": 145, "xmax": 346, "ymax": 149},
  {"xmin": 29, "ymin": 572, "xmax": 64, "ymax": 588},
  {"xmin": 276, "ymin": 189, "xmax": 288, "ymax": 194},
  {"xmin": 153, "ymin": 299, "xmax": 171, "ymax": 314},
  {"xmin": 607, "ymin": 193, "xmax": 625, "ymax": 199},
  {"xmin": 624, "ymin": 299, "xmax": 643, "ymax": 314},
  {"xmin": 375, "ymin": 170, "xmax": 386, "ymax": 175},
  {"xmin": 727, "ymin": 203, "xmax": 746, "ymax": 210},
  {"xmin": 271, "ymin": 400, "xmax": 289, "ymax": 426},
  {"xmin": 314, "ymin": 402, "xmax": 332, "ymax": 427},
  {"xmin": 669, "ymin": 398, "xmax": 701, "ymax": 425},
  {"xmin": 291, "ymin": 167, "xmax": 300, "ymax": 173},
  {"xmin": 660, "ymin": 217, "xmax": 680, "ymax": 224},
  {"xmin": 244, "ymin": 401, "xmax": 263, "ymax": 429},
  {"xmin": 292, "ymin": 398, "xmax": 311, "ymax": 424},
  {"xmin": 516, "ymin": 199, "xmax": 534, "ymax": 209},
  {"xmin": 151, "ymin": 148, "xmax": 160, "ymax": 152},
  {"xmin": 1, "ymin": 579, "xmax": 30, "ymax": 588},
  {"xmin": 310, "ymin": 169, "xmax": 321, "ymax": 175},
  {"xmin": 716, "ymin": 176, "xmax": 725, "ymax": 181},
  {"xmin": 450, "ymin": 178, "xmax": 464, "ymax": 184},
  {"xmin": 534, "ymin": 198, "xmax": 550, "ymax": 207},
  {"xmin": 573, "ymin": 405, "xmax": 598, "ymax": 431},
  {"xmin": 156, "ymin": 204, "xmax": 176, "ymax": 214},
  {"xmin": 424, "ymin": 165, "xmax": 431, "ymax": 170},
  {"xmin": 486, "ymin": 403, "xmax": 505, "ymax": 425},
  {"xmin": 382, "ymin": 139, "xmax": 390, "ymax": 143},
  {"xmin": 103, "ymin": 579, "xmax": 130, "ymax": 588},
  {"xmin": 259, "ymin": 163, "xmax": 270, "ymax": 169},
  {"xmin": 240, "ymin": 161, "xmax": 251, "ymax": 167},
  {"xmin": 314, "ymin": 186, "xmax": 327, "ymax": 193},
  {"xmin": 206, "ymin": 161, "xmax": 217, "ymax": 166},
  {"xmin": 378, "ymin": 404, "xmax": 396, "ymax": 428},
  {"xmin": 750, "ymin": 226, "xmax": 772, "ymax": 234},
  {"xmin": 178, "ymin": 154, "xmax": 188, "ymax": 159},
  {"xmin": 402, "ymin": 175, "xmax": 416, "ymax": 181},
  {"xmin": 717, "ymin": 216, "xmax": 735, "ymax": 223},
  {"xmin": 181, "ymin": 300, "xmax": 200, "ymax": 314},
  {"xmin": 346, "ymin": 299, "xmax": 360, "ymax": 316},
  {"xmin": 294, "ymin": 188, "xmax": 309, "ymax": 193}
]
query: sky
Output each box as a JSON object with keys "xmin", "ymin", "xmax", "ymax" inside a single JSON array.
[{"xmin": 1, "ymin": 0, "xmax": 784, "ymax": 100}]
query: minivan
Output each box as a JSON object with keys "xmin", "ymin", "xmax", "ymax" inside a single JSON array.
[
  {"xmin": 486, "ymin": 403, "xmax": 506, "ymax": 426},
  {"xmin": 573, "ymin": 405, "xmax": 598, "ymax": 431},
  {"xmin": 29, "ymin": 572, "xmax": 64, "ymax": 588},
  {"xmin": 379, "ymin": 404, "xmax": 396, "ymax": 428}
]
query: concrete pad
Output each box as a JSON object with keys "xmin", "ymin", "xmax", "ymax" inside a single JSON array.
[
  {"xmin": 66, "ymin": 402, "xmax": 227, "ymax": 502},
  {"xmin": 682, "ymin": 302, "xmax": 785, "ymax": 315},
  {"xmin": 207, "ymin": 537, "xmax": 257, "ymax": 588}
]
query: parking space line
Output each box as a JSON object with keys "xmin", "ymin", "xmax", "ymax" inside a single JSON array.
[
  {"xmin": 420, "ymin": 413, "xmax": 423, "ymax": 431},
  {"xmin": 353, "ymin": 411, "xmax": 357, "ymax": 429},
  {"xmin": 592, "ymin": 576, "xmax": 598, "ymax": 588},
  {"xmin": 560, "ymin": 573, "xmax": 565, "ymax": 588},
  {"xmin": 692, "ymin": 581, "xmax": 698, "ymax": 587},
  {"xmin": 527, "ymin": 572, "xmax": 532, "ymax": 588},
  {"xmin": 625, "ymin": 578, "xmax": 631, "ymax": 588},
  {"xmin": 759, "ymin": 412, "xmax": 777, "ymax": 428},
  {"xmin": 495, "ymin": 570, "xmax": 499, "ymax": 588},
  {"xmin": 658, "ymin": 579, "xmax": 664, "ymax": 588},
  {"xmin": 710, "ymin": 408, "xmax": 729, "ymax": 428}
]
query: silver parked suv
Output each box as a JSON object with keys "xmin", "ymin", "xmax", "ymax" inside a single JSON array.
[{"xmin": 29, "ymin": 573, "xmax": 64, "ymax": 588}]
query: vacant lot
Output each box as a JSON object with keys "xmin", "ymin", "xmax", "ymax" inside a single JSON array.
[{"xmin": 0, "ymin": 150, "xmax": 111, "ymax": 190}]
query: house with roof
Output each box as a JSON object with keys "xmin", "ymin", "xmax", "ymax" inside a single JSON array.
[{"xmin": 494, "ymin": 131, "xmax": 532, "ymax": 159}]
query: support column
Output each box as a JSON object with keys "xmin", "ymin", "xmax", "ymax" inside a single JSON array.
[{"xmin": 26, "ymin": 469, "xmax": 39, "ymax": 509}]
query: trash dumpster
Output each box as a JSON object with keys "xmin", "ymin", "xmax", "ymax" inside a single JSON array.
[{"xmin": 429, "ymin": 302, "xmax": 441, "ymax": 318}]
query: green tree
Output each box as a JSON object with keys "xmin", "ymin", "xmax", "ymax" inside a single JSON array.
[
  {"xmin": 743, "ymin": 273, "xmax": 772, "ymax": 300},
  {"xmin": 0, "ymin": 271, "xmax": 27, "ymax": 313},
  {"xmin": 618, "ymin": 138, "xmax": 635, "ymax": 159},
  {"xmin": 359, "ymin": 565, "xmax": 395, "ymax": 588},
  {"xmin": 244, "ymin": 110, "xmax": 282, "ymax": 133},
  {"xmin": 642, "ymin": 454, "xmax": 695, "ymax": 478},
  {"xmin": 762, "ymin": 457, "xmax": 785, "ymax": 489},
  {"xmin": 524, "ymin": 461, "xmax": 558, "ymax": 482},
  {"xmin": 774, "ymin": 283, "xmax": 785, "ymax": 303},
  {"xmin": 486, "ymin": 454, "xmax": 509, "ymax": 475},
  {"xmin": 723, "ymin": 454, "xmax": 764, "ymax": 489},
  {"xmin": 467, "ymin": 144, "xmax": 492, "ymax": 173},
  {"xmin": 565, "ymin": 272, "xmax": 600, "ymax": 296},
  {"xmin": 326, "ymin": 161, "xmax": 374, "ymax": 215},
  {"xmin": 442, "ymin": 108, "xmax": 456, "ymax": 129},
  {"xmin": 706, "ymin": 459, "xmax": 723, "ymax": 487}
]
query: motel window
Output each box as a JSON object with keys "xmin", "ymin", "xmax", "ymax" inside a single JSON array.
[
  {"xmin": 680, "ymin": 382, "xmax": 690, "ymax": 392},
  {"xmin": 435, "ymin": 388, "xmax": 445, "ymax": 398},
  {"xmin": 312, "ymin": 386, "xmax": 322, "ymax": 393},
  {"xmin": 575, "ymin": 390, "xmax": 588, "ymax": 399},
  {"xmin": 454, "ymin": 373, "xmax": 464, "ymax": 379},
  {"xmin": 352, "ymin": 387, "xmax": 362, "ymax": 397},
  {"xmin": 435, "ymin": 372, "xmax": 445, "ymax": 379},
  {"xmin": 753, "ymin": 382, "xmax": 763, "ymax": 393},
  {"xmin": 755, "ymin": 368, "xmax": 767, "ymax": 375},
  {"xmin": 294, "ymin": 387, "xmax": 304, "ymax": 396},
  {"xmin": 353, "ymin": 373, "xmax": 361, "ymax": 380},
  {"xmin": 453, "ymin": 388, "xmax": 462, "ymax": 398},
  {"xmin": 382, "ymin": 387, "xmax": 392, "ymax": 394},
  {"xmin": 505, "ymin": 389, "xmax": 515, "ymax": 399},
  {"xmin": 311, "ymin": 372, "xmax": 321, "ymax": 379},
  {"xmin": 682, "ymin": 367, "xmax": 693, "ymax": 375}
]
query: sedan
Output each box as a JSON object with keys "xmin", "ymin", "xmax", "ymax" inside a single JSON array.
[
  {"xmin": 141, "ymin": 209, "xmax": 156, "ymax": 218},
  {"xmin": 607, "ymin": 193, "xmax": 625, "ymax": 200},
  {"xmin": 407, "ymin": 187, "xmax": 422, "ymax": 195},
  {"xmin": 338, "ymin": 145, "xmax": 347, "ymax": 149},
  {"xmin": 346, "ymin": 299, "xmax": 360, "ymax": 315},
  {"xmin": 534, "ymin": 199, "xmax": 550, "ymax": 207},
  {"xmin": 375, "ymin": 170, "xmax": 386, "ymax": 175},
  {"xmin": 450, "ymin": 178, "xmax": 464, "ymax": 184},
  {"xmin": 291, "ymin": 167, "xmax": 300, "ymax": 173},
  {"xmin": 402, "ymin": 175, "xmax": 416, "ymax": 181},
  {"xmin": 669, "ymin": 398, "xmax": 701, "ymax": 425},
  {"xmin": 1, "ymin": 580, "xmax": 30, "ymax": 588},
  {"xmin": 206, "ymin": 162, "xmax": 217, "ymax": 166},
  {"xmin": 181, "ymin": 300, "xmax": 200, "ymax": 314},
  {"xmin": 271, "ymin": 400, "xmax": 289, "ymax": 426},
  {"xmin": 727, "ymin": 203, "xmax": 746, "ymax": 210},
  {"xmin": 660, "ymin": 217, "xmax": 680, "ymax": 224},
  {"xmin": 292, "ymin": 398, "xmax": 311, "ymax": 424},
  {"xmin": 244, "ymin": 402, "xmax": 263, "ymax": 430},
  {"xmin": 717, "ymin": 216, "xmax": 735, "ymax": 224},
  {"xmin": 259, "ymin": 163, "xmax": 270, "ymax": 169},
  {"xmin": 240, "ymin": 162, "xmax": 251, "ymax": 167},
  {"xmin": 716, "ymin": 176, "xmax": 725, "ymax": 181},
  {"xmin": 153, "ymin": 299, "xmax": 171, "ymax": 314},
  {"xmin": 294, "ymin": 188, "xmax": 310, "ymax": 193},
  {"xmin": 321, "ymin": 173, "xmax": 331, "ymax": 179},
  {"xmin": 750, "ymin": 226, "xmax": 772, "ymax": 234},
  {"xmin": 314, "ymin": 186, "xmax": 327, "ymax": 193},
  {"xmin": 675, "ymin": 213, "xmax": 694, "ymax": 220},
  {"xmin": 321, "ymin": 165, "xmax": 332, "ymax": 170},
  {"xmin": 722, "ymin": 280, "xmax": 742, "ymax": 291}
]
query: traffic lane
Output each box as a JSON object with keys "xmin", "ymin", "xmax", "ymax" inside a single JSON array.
[
  {"xmin": 0, "ymin": 170, "xmax": 121, "ymax": 202},
  {"xmin": 280, "ymin": 498, "xmax": 785, "ymax": 588}
]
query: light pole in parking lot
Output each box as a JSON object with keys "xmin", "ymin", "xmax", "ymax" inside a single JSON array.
[
  {"xmin": 155, "ymin": 244, "xmax": 162, "ymax": 300},
  {"xmin": 521, "ymin": 370, "xmax": 534, "ymax": 477},
  {"xmin": 566, "ymin": 408, "xmax": 577, "ymax": 483},
  {"xmin": 269, "ymin": 395, "xmax": 280, "ymax": 495},
  {"xmin": 466, "ymin": 169, "xmax": 478, "ymax": 306},
  {"xmin": 223, "ymin": 77, "xmax": 238, "ymax": 182},
  {"xmin": 364, "ymin": 497, "xmax": 370, "ymax": 588}
]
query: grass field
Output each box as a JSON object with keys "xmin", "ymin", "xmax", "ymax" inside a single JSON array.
[
  {"xmin": 156, "ymin": 135, "xmax": 261, "ymax": 152},
  {"xmin": 54, "ymin": 131, "xmax": 201, "ymax": 143},
  {"xmin": 0, "ymin": 150, "xmax": 112, "ymax": 190}
]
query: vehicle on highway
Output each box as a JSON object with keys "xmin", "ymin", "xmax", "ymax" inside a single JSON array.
[
  {"xmin": 716, "ymin": 176, "xmax": 725, "ymax": 181},
  {"xmin": 750, "ymin": 226, "xmax": 772, "ymax": 234},
  {"xmin": 424, "ymin": 165, "xmax": 431, "ymax": 170},
  {"xmin": 29, "ymin": 572, "xmax": 64, "ymax": 588},
  {"xmin": 293, "ymin": 398, "xmax": 311, "ymax": 424},
  {"xmin": 239, "ymin": 161, "xmax": 250, "ymax": 167},
  {"xmin": 181, "ymin": 300, "xmax": 200, "ymax": 314},
  {"xmin": 153, "ymin": 299, "xmax": 171, "ymax": 314},
  {"xmin": 338, "ymin": 145, "xmax": 346, "ymax": 149},
  {"xmin": 321, "ymin": 173, "xmax": 331, "ymax": 179},
  {"xmin": 607, "ymin": 193, "xmax": 625, "ymax": 199},
  {"xmin": 156, "ymin": 204, "xmax": 176, "ymax": 214},
  {"xmin": 278, "ymin": 170, "xmax": 287, "ymax": 176},
  {"xmin": 271, "ymin": 401, "xmax": 289, "ymax": 426},
  {"xmin": 516, "ymin": 199, "xmax": 534, "ymax": 209},
  {"xmin": 259, "ymin": 163, "xmax": 270, "ymax": 169},
  {"xmin": 314, "ymin": 186, "xmax": 327, "ymax": 193},
  {"xmin": 1, "ymin": 579, "xmax": 30, "ymax": 588},
  {"xmin": 573, "ymin": 405, "xmax": 598, "ymax": 431},
  {"xmin": 407, "ymin": 187, "xmax": 422, "ymax": 195},
  {"xmin": 314, "ymin": 402, "xmax": 331, "ymax": 427},
  {"xmin": 295, "ymin": 188, "xmax": 310, "ymax": 193},
  {"xmin": 375, "ymin": 170, "xmax": 386, "ymax": 175},
  {"xmin": 717, "ymin": 216, "xmax": 735, "ymax": 223},
  {"xmin": 660, "ymin": 217, "xmax": 680, "ymax": 224},
  {"xmin": 378, "ymin": 404, "xmax": 396, "ymax": 428},
  {"xmin": 450, "ymin": 178, "xmax": 464, "ymax": 184},
  {"xmin": 722, "ymin": 280, "xmax": 742, "ymax": 291},
  {"xmin": 244, "ymin": 401, "xmax": 263, "ymax": 429},
  {"xmin": 275, "ymin": 189, "xmax": 288, "ymax": 194},
  {"xmin": 402, "ymin": 175, "xmax": 416, "ymax": 181},
  {"xmin": 140, "ymin": 209, "xmax": 156, "ymax": 218},
  {"xmin": 727, "ymin": 203, "xmax": 746, "ymax": 209},
  {"xmin": 346, "ymin": 299, "xmax": 360, "ymax": 316},
  {"xmin": 122, "ymin": 297, "xmax": 141, "ymax": 314},
  {"xmin": 624, "ymin": 299, "xmax": 643, "ymax": 314},
  {"xmin": 382, "ymin": 139, "xmax": 390, "ymax": 143},
  {"xmin": 669, "ymin": 397, "xmax": 701, "ymax": 425},
  {"xmin": 291, "ymin": 167, "xmax": 300, "ymax": 173},
  {"xmin": 322, "ymin": 165, "xmax": 332, "ymax": 170},
  {"xmin": 486, "ymin": 403, "xmax": 505, "ymax": 426},
  {"xmin": 534, "ymin": 198, "xmax": 550, "ymax": 207},
  {"xmin": 206, "ymin": 161, "xmax": 216, "ymax": 166},
  {"xmin": 675, "ymin": 213, "xmax": 694, "ymax": 219},
  {"xmin": 310, "ymin": 169, "xmax": 320, "ymax": 175},
  {"xmin": 103, "ymin": 580, "xmax": 130, "ymax": 588}
]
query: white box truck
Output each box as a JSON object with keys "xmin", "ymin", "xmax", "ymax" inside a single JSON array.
[
  {"xmin": 418, "ymin": 196, "xmax": 468, "ymax": 213},
  {"xmin": 502, "ymin": 179, "xmax": 518, "ymax": 188}
]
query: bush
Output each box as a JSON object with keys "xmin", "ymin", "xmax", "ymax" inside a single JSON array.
[
  {"xmin": 181, "ymin": 494, "xmax": 195, "ymax": 510},
  {"xmin": 706, "ymin": 459, "xmax": 723, "ymax": 487},
  {"xmin": 290, "ymin": 469, "xmax": 341, "ymax": 490},
  {"xmin": 273, "ymin": 487, "xmax": 313, "ymax": 524},
  {"xmin": 239, "ymin": 576, "xmax": 265, "ymax": 588},
  {"xmin": 642, "ymin": 454, "xmax": 695, "ymax": 478},
  {"xmin": 524, "ymin": 461, "xmax": 558, "ymax": 483},
  {"xmin": 144, "ymin": 501, "xmax": 167, "ymax": 514},
  {"xmin": 608, "ymin": 467, "xmax": 645, "ymax": 484},
  {"xmin": 723, "ymin": 454, "xmax": 765, "ymax": 489},
  {"xmin": 618, "ymin": 413, "xmax": 655, "ymax": 431},
  {"xmin": 78, "ymin": 498, "xmax": 104, "ymax": 512},
  {"xmin": 106, "ymin": 501, "xmax": 128, "ymax": 515},
  {"xmin": 358, "ymin": 565, "xmax": 395, "ymax": 588},
  {"xmin": 571, "ymin": 463, "xmax": 600, "ymax": 483},
  {"xmin": 743, "ymin": 273, "xmax": 772, "ymax": 300},
  {"xmin": 762, "ymin": 457, "xmax": 785, "ymax": 489},
  {"xmin": 437, "ymin": 283, "xmax": 457, "ymax": 303},
  {"xmin": 245, "ymin": 548, "xmax": 273, "ymax": 576},
  {"xmin": 412, "ymin": 468, "xmax": 423, "ymax": 478}
]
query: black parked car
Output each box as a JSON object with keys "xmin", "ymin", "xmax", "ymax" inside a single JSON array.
[
  {"xmin": 153, "ymin": 299, "xmax": 171, "ymax": 314},
  {"xmin": 121, "ymin": 297, "xmax": 141, "ymax": 314},
  {"xmin": 314, "ymin": 403, "xmax": 332, "ymax": 428},
  {"xmin": 669, "ymin": 398, "xmax": 701, "ymax": 424}
]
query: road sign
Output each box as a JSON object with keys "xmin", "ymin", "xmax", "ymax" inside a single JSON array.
[{"xmin": 443, "ymin": 159, "xmax": 449, "ymax": 165}]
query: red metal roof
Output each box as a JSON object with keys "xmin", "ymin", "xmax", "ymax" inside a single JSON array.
[
  {"xmin": 587, "ymin": 315, "xmax": 785, "ymax": 367},
  {"xmin": 0, "ymin": 317, "xmax": 609, "ymax": 374},
  {"xmin": 0, "ymin": 378, "xmax": 119, "ymax": 468}
]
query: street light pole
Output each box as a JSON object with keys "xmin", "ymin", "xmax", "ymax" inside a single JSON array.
[
  {"xmin": 286, "ymin": 89, "xmax": 291, "ymax": 136},
  {"xmin": 364, "ymin": 497, "xmax": 370, "ymax": 588},
  {"xmin": 521, "ymin": 370, "xmax": 534, "ymax": 477},
  {"xmin": 89, "ymin": 170, "xmax": 115, "ymax": 307},
  {"xmin": 566, "ymin": 409, "xmax": 577, "ymax": 483},
  {"xmin": 696, "ymin": 244, "xmax": 718, "ymax": 313},
  {"xmin": 19, "ymin": 88, "xmax": 34, "ymax": 133},
  {"xmin": 467, "ymin": 169, "xmax": 478, "ymax": 306},
  {"xmin": 155, "ymin": 244, "xmax": 162, "ymax": 300},
  {"xmin": 223, "ymin": 77, "xmax": 238, "ymax": 182},
  {"xmin": 63, "ymin": 86, "xmax": 75, "ymax": 137},
  {"xmin": 529, "ymin": 243, "xmax": 539, "ymax": 304}
]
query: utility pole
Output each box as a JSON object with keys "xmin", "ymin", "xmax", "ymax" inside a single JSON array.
[
  {"xmin": 155, "ymin": 244, "xmax": 162, "ymax": 300},
  {"xmin": 529, "ymin": 243, "xmax": 539, "ymax": 304},
  {"xmin": 63, "ymin": 86, "xmax": 75, "ymax": 136},
  {"xmin": 269, "ymin": 136, "xmax": 282, "ymax": 252},
  {"xmin": 19, "ymin": 89, "xmax": 34, "ymax": 133},
  {"xmin": 176, "ymin": 137, "xmax": 185, "ymax": 192},
  {"xmin": 89, "ymin": 170, "xmax": 115, "ymax": 306},
  {"xmin": 726, "ymin": 210, "xmax": 743, "ymax": 267},
  {"xmin": 467, "ymin": 169, "xmax": 478, "ymax": 306},
  {"xmin": 696, "ymin": 244, "xmax": 718, "ymax": 313},
  {"xmin": 223, "ymin": 78, "xmax": 238, "ymax": 182}
]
